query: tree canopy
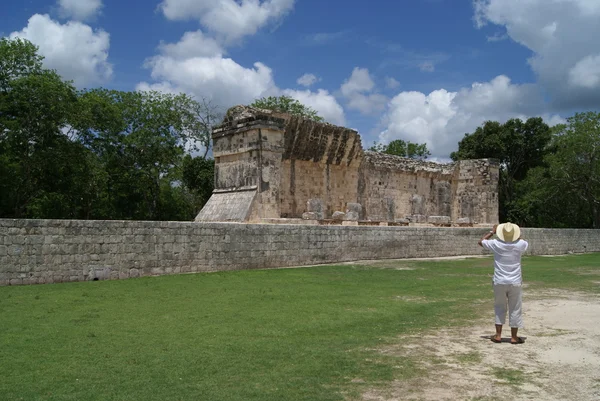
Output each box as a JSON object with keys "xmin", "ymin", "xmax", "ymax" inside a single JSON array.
[
  {"xmin": 369, "ymin": 139, "xmax": 431, "ymax": 160},
  {"xmin": 250, "ymin": 95, "xmax": 324, "ymax": 122},
  {"xmin": 0, "ymin": 37, "xmax": 217, "ymax": 221}
]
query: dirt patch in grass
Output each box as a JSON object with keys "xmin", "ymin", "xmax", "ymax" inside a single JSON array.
[{"xmin": 361, "ymin": 290, "xmax": 600, "ymax": 401}]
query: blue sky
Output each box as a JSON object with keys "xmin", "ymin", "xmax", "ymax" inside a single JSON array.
[{"xmin": 2, "ymin": 0, "xmax": 600, "ymax": 159}]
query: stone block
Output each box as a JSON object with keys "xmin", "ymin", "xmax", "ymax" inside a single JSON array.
[
  {"xmin": 407, "ymin": 214, "xmax": 427, "ymax": 224},
  {"xmin": 306, "ymin": 199, "xmax": 325, "ymax": 219},
  {"xmin": 302, "ymin": 212, "xmax": 319, "ymax": 220},
  {"xmin": 456, "ymin": 217, "xmax": 472, "ymax": 226},
  {"xmin": 345, "ymin": 211, "xmax": 360, "ymax": 221},
  {"xmin": 345, "ymin": 203, "xmax": 362, "ymax": 217},
  {"xmin": 332, "ymin": 211, "xmax": 345, "ymax": 221},
  {"xmin": 428, "ymin": 216, "xmax": 451, "ymax": 225}
]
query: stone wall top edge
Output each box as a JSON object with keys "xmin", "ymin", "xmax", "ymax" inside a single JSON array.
[
  {"xmin": 215, "ymin": 106, "xmax": 357, "ymax": 136},
  {"xmin": 212, "ymin": 122, "xmax": 285, "ymax": 139},
  {"xmin": 1, "ymin": 219, "xmax": 598, "ymax": 234}
]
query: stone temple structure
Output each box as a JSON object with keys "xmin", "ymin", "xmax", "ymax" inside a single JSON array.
[{"xmin": 195, "ymin": 106, "xmax": 499, "ymax": 226}]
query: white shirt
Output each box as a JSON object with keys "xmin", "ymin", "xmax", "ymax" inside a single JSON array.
[{"xmin": 481, "ymin": 239, "xmax": 529, "ymax": 285}]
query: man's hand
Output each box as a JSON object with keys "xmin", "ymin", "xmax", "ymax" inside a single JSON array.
[{"xmin": 478, "ymin": 226, "xmax": 496, "ymax": 247}]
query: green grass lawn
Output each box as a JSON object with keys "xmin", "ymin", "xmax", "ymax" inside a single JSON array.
[{"xmin": 1, "ymin": 254, "xmax": 598, "ymax": 401}]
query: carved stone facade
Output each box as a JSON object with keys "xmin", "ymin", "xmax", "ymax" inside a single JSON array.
[{"xmin": 195, "ymin": 106, "xmax": 499, "ymax": 226}]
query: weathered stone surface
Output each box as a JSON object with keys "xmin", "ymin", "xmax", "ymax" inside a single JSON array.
[
  {"xmin": 332, "ymin": 212, "xmax": 345, "ymax": 221},
  {"xmin": 302, "ymin": 212, "xmax": 318, "ymax": 220},
  {"xmin": 198, "ymin": 106, "xmax": 499, "ymax": 225},
  {"xmin": 346, "ymin": 203, "xmax": 363, "ymax": 215},
  {"xmin": 428, "ymin": 216, "xmax": 451, "ymax": 225},
  {"xmin": 407, "ymin": 214, "xmax": 427, "ymax": 224},
  {"xmin": 306, "ymin": 199, "xmax": 325, "ymax": 220},
  {"xmin": 1, "ymin": 219, "xmax": 600, "ymax": 286},
  {"xmin": 345, "ymin": 211, "xmax": 360, "ymax": 221}
]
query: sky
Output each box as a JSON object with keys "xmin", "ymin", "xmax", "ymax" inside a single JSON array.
[{"xmin": 2, "ymin": 0, "xmax": 600, "ymax": 160}]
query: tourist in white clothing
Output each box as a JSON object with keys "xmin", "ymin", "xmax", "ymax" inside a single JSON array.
[{"xmin": 478, "ymin": 222, "xmax": 528, "ymax": 344}]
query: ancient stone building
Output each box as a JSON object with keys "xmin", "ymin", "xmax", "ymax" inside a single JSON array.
[{"xmin": 195, "ymin": 106, "xmax": 499, "ymax": 226}]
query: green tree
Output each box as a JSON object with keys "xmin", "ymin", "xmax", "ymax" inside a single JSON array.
[
  {"xmin": 182, "ymin": 155, "xmax": 214, "ymax": 210},
  {"xmin": 0, "ymin": 38, "xmax": 91, "ymax": 218},
  {"xmin": 521, "ymin": 112, "xmax": 600, "ymax": 228},
  {"xmin": 250, "ymin": 95, "xmax": 324, "ymax": 122},
  {"xmin": 71, "ymin": 89, "xmax": 217, "ymax": 220},
  {"xmin": 369, "ymin": 139, "xmax": 431, "ymax": 159},
  {"xmin": 451, "ymin": 118, "xmax": 552, "ymax": 223},
  {"xmin": 0, "ymin": 37, "xmax": 43, "ymax": 91}
]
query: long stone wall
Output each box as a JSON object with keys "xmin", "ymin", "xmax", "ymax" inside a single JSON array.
[{"xmin": 2, "ymin": 219, "xmax": 599, "ymax": 286}]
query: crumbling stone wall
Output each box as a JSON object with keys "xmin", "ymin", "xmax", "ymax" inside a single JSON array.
[{"xmin": 196, "ymin": 106, "xmax": 499, "ymax": 225}]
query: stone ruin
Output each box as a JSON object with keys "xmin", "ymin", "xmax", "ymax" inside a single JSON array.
[{"xmin": 195, "ymin": 106, "xmax": 499, "ymax": 227}]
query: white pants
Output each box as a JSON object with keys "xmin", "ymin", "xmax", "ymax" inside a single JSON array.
[{"xmin": 493, "ymin": 284, "xmax": 523, "ymax": 328}]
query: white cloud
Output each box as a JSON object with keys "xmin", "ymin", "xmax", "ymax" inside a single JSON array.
[
  {"xmin": 419, "ymin": 62, "xmax": 435, "ymax": 72},
  {"xmin": 57, "ymin": 0, "xmax": 103, "ymax": 21},
  {"xmin": 379, "ymin": 75, "xmax": 559, "ymax": 158},
  {"xmin": 141, "ymin": 55, "xmax": 276, "ymax": 108},
  {"xmin": 139, "ymin": 32, "xmax": 345, "ymax": 125},
  {"xmin": 341, "ymin": 67, "xmax": 375, "ymax": 96},
  {"xmin": 474, "ymin": 0, "xmax": 600, "ymax": 108},
  {"xmin": 385, "ymin": 77, "xmax": 400, "ymax": 89},
  {"xmin": 340, "ymin": 67, "xmax": 388, "ymax": 115},
  {"xmin": 158, "ymin": 0, "xmax": 295, "ymax": 44},
  {"xmin": 568, "ymin": 54, "xmax": 600, "ymax": 89},
  {"xmin": 157, "ymin": 30, "xmax": 223, "ymax": 59},
  {"xmin": 10, "ymin": 14, "xmax": 112, "ymax": 87},
  {"xmin": 345, "ymin": 93, "xmax": 389, "ymax": 116},
  {"xmin": 297, "ymin": 73, "xmax": 319, "ymax": 87},
  {"xmin": 282, "ymin": 89, "xmax": 346, "ymax": 126}
]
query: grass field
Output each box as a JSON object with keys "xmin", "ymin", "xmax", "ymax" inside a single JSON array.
[{"xmin": 1, "ymin": 254, "xmax": 598, "ymax": 401}]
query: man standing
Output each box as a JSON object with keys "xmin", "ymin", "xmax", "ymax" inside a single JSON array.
[{"xmin": 478, "ymin": 222, "xmax": 528, "ymax": 344}]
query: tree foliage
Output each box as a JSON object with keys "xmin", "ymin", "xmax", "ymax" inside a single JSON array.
[
  {"xmin": 451, "ymin": 118, "xmax": 552, "ymax": 223},
  {"xmin": 369, "ymin": 139, "xmax": 431, "ymax": 160},
  {"xmin": 250, "ymin": 95, "xmax": 324, "ymax": 122},
  {"xmin": 0, "ymin": 38, "xmax": 217, "ymax": 221},
  {"xmin": 515, "ymin": 112, "xmax": 600, "ymax": 228}
]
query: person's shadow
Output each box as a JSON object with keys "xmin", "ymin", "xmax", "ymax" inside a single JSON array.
[{"xmin": 480, "ymin": 335, "xmax": 527, "ymax": 343}]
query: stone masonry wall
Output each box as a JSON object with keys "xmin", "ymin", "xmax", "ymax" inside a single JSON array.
[
  {"xmin": 197, "ymin": 106, "xmax": 499, "ymax": 225},
  {"xmin": 2, "ymin": 219, "xmax": 599, "ymax": 286},
  {"xmin": 359, "ymin": 152, "xmax": 457, "ymax": 222}
]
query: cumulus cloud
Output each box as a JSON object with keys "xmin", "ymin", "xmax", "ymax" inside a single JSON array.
[
  {"xmin": 340, "ymin": 67, "xmax": 375, "ymax": 96},
  {"xmin": 474, "ymin": 0, "xmax": 600, "ymax": 109},
  {"xmin": 157, "ymin": 30, "xmax": 223, "ymax": 59},
  {"xmin": 139, "ymin": 32, "xmax": 345, "ymax": 125},
  {"xmin": 568, "ymin": 54, "xmax": 600, "ymax": 89},
  {"xmin": 378, "ymin": 75, "xmax": 560, "ymax": 158},
  {"xmin": 141, "ymin": 55, "xmax": 276, "ymax": 108},
  {"xmin": 296, "ymin": 73, "xmax": 319, "ymax": 87},
  {"xmin": 282, "ymin": 89, "xmax": 346, "ymax": 125},
  {"xmin": 10, "ymin": 14, "xmax": 112, "ymax": 87},
  {"xmin": 57, "ymin": 0, "xmax": 103, "ymax": 21},
  {"xmin": 158, "ymin": 0, "xmax": 295, "ymax": 44},
  {"xmin": 340, "ymin": 67, "xmax": 388, "ymax": 115}
]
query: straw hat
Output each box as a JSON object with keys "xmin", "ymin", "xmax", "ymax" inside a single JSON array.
[{"xmin": 496, "ymin": 222, "xmax": 521, "ymax": 242}]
